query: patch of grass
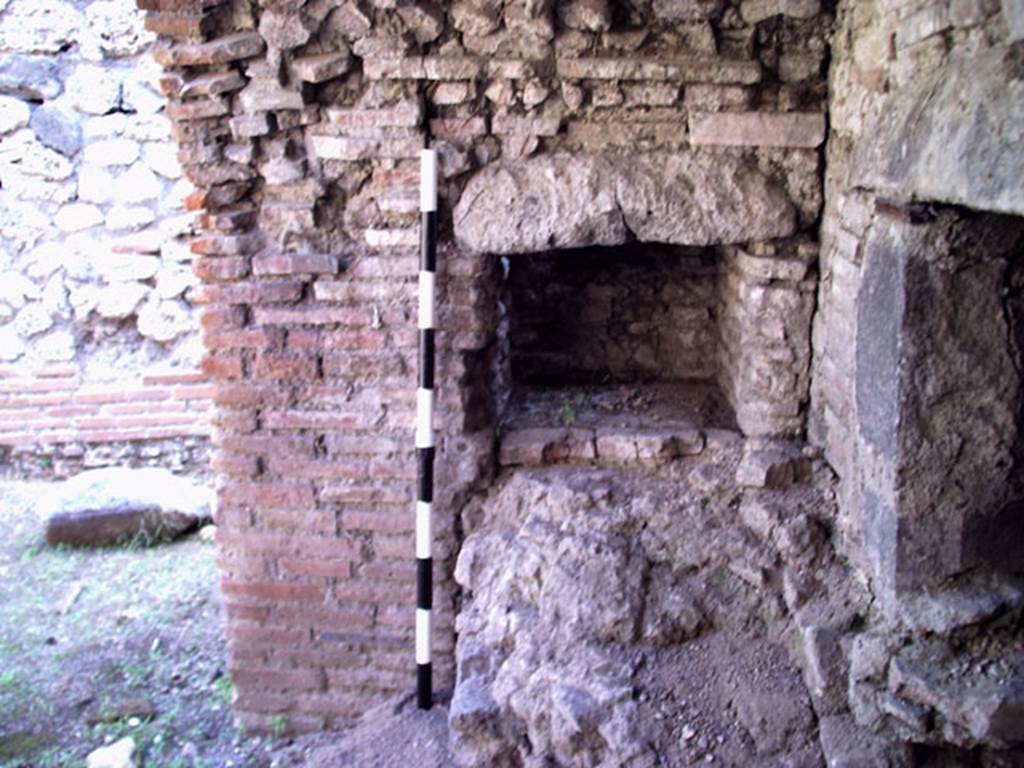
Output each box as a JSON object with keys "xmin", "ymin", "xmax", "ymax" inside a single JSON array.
[
  {"xmin": 0, "ymin": 732, "xmax": 57, "ymax": 764},
  {"xmin": 113, "ymin": 660, "xmax": 150, "ymax": 688},
  {"xmin": 270, "ymin": 715, "xmax": 288, "ymax": 739},
  {"xmin": 212, "ymin": 675, "xmax": 233, "ymax": 706}
]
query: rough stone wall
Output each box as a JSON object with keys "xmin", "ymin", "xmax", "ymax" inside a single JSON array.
[
  {"xmin": 718, "ymin": 240, "xmax": 817, "ymax": 437},
  {"xmin": 0, "ymin": 0, "xmax": 210, "ymax": 476},
  {"xmin": 809, "ymin": 0, "xmax": 1024, "ymax": 597},
  {"xmin": 140, "ymin": 0, "xmax": 833, "ymax": 729}
]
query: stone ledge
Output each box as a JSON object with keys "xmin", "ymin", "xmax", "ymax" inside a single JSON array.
[{"xmin": 499, "ymin": 426, "xmax": 711, "ymax": 468}]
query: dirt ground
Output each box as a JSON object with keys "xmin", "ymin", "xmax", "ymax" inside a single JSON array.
[
  {"xmin": 0, "ymin": 481, "xmax": 453, "ymax": 768},
  {"xmin": 0, "ymin": 481, "xmax": 288, "ymax": 768}
]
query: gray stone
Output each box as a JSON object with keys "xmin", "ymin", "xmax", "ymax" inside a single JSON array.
[
  {"xmin": 105, "ymin": 206, "xmax": 156, "ymax": 232},
  {"xmin": 0, "ymin": 96, "xmax": 29, "ymax": 135},
  {"xmin": 449, "ymin": 675, "xmax": 500, "ymax": 731},
  {"xmin": 78, "ymin": 165, "xmax": 117, "ymax": 204},
  {"xmin": 817, "ymin": 715, "xmax": 912, "ymax": 768},
  {"xmin": 29, "ymin": 104, "xmax": 82, "ymax": 157},
  {"xmin": 83, "ymin": 1, "xmax": 154, "ymax": 59},
  {"xmin": 800, "ymin": 625, "xmax": 845, "ymax": 709},
  {"xmin": 454, "ymin": 153, "xmax": 796, "ymax": 254},
  {"xmin": 66, "ymin": 66, "xmax": 122, "ymax": 116},
  {"xmin": 962, "ymin": 689, "xmax": 1024, "ymax": 747},
  {"xmin": 397, "ymin": 2, "xmax": 445, "ymax": 43},
  {"xmin": 898, "ymin": 582, "xmax": 1024, "ymax": 634},
  {"xmin": 95, "ymin": 282, "xmax": 149, "ymax": 319},
  {"xmin": 0, "ymin": 130, "xmax": 74, "ymax": 181},
  {"xmin": 83, "ymin": 138, "xmax": 140, "ymax": 168},
  {"xmin": 888, "ymin": 646, "xmax": 1024, "ymax": 748},
  {"xmin": 93, "ymin": 252, "xmax": 161, "ymax": 283},
  {"xmin": 1007, "ymin": 0, "xmax": 1024, "ymax": 42},
  {"xmin": 740, "ymin": 0, "xmax": 820, "ymax": 23},
  {"xmin": 558, "ymin": 0, "xmax": 612, "ymax": 31},
  {"xmin": 13, "ymin": 303, "xmax": 54, "ymax": 337},
  {"xmin": 0, "ymin": 54, "xmax": 62, "ymax": 100},
  {"xmin": 86, "ymin": 736, "xmax": 135, "ymax": 768},
  {"xmin": 848, "ymin": 632, "xmax": 894, "ymax": 683},
  {"xmin": 731, "ymin": 672, "xmax": 817, "ymax": 756},
  {"xmin": 259, "ymin": 9, "xmax": 313, "ymax": 49},
  {"xmin": 0, "ymin": 326, "xmax": 25, "ymax": 361},
  {"xmin": 114, "ymin": 165, "xmax": 162, "ymax": 204},
  {"xmin": 0, "ymin": 270, "xmax": 38, "ymax": 308},
  {"xmin": 853, "ymin": 44, "xmax": 1024, "ymax": 215},
  {"xmin": 142, "ymin": 142, "xmax": 182, "ymax": 179},
  {"xmin": 0, "ymin": 0, "xmax": 84, "ymax": 54},
  {"xmin": 137, "ymin": 299, "xmax": 191, "ymax": 342},
  {"xmin": 653, "ymin": 0, "xmax": 725, "ymax": 20},
  {"xmin": 35, "ymin": 330, "xmax": 75, "ymax": 362},
  {"xmin": 735, "ymin": 451, "xmax": 790, "ymax": 488},
  {"xmin": 949, "ymin": 0, "xmax": 999, "ymax": 27},
  {"xmin": 121, "ymin": 80, "xmax": 166, "ymax": 115},
  {"xmin": 855, "ymin": 219, "xmax": 904, "ymax": 464},
  {"xmin": 451, "ymin": 1, "xmax": 502, "ymax": 36},
  {"xmin": 40, "ymin": 468, "xmax": 212, "ymax": 548},
  {"xmin": 55, "ymin": 203, "xmax": 104, "ymax": 233},
  {"xmin": 641, "ymin": 568, "xmax": 705, "ymax": 644}
]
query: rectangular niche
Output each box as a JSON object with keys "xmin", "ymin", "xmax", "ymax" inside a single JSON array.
[
  {"xmin": 498, "ymin": 243, "xmax": 738, "ymax": 433},
  {"xmin": 857, "ymin": 206, "xmax": 1024, "ymax": 594}
]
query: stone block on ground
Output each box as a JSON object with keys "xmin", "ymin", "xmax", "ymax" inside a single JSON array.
[
  {"xmin": 86, "ymin": 737, "xmax": 135, "ymax": 768},
  {"xmin": 40, "ymin": 467, "xmax": 213, "ymax": 547}
]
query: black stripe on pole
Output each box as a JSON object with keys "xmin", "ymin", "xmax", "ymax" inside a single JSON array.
[
  {"xmin": 420, "ymin": 212, "xmax": 437, "ymax": 272},
  {"xmin": 417, "ymin": 557, "xmax": 432, "ymax": 609},
  {"xmin": 419, "ymin": 330, "xmax": 435, "ymax": 389},
  {"xmin": 417, "ymin": 663, "xmax": 432, "ymax": 709},
  {"xmin": 417, "ymin": 447, "xmax": 434, "ymax": 503}
]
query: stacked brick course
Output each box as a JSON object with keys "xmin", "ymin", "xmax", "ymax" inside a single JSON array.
[
  {"xmin": 141, "ymin": 0, "xmax": 832, "ymax": 727},
  {"xmin": 0, "ymin": 364, "xmax": 210, "ymax": 478}
]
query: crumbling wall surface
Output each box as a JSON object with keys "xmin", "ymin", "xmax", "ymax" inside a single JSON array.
[
  {"xmin": 450, "ymin": 444, "xmax": 887, "ymax": 768},
  {"xmin": 810, "ymin": 0, "xmax": 1024, "ymax": 588},
  {"xmin": 140, "ymin": 0, "xmax": 835, "ymax": 730},
  {"xmin": 805, "ymin": 0, "xmax": 1024, "ymax": 761},
  {"xmin": 0, "ymin": 0, "xmax": 209, "ymax": 476}
]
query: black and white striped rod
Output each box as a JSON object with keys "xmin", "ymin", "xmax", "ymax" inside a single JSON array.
[{"xmin": 416, "ymin": 148, "xmax": 437, "ymax": 711}]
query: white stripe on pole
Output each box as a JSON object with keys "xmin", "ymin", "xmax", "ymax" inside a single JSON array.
[
  {"xmin": 416, "ymin": 608, "xmax": 432, "ymax": 664},
  {"xmin": 416, "ymin": 501, "xmax": 432, "ymax": 559},
  {"xmin": 418, "ymin": 271, "xmax": 436, "ymax": 329},
  {"xmin": 415, "ymin": 389, "xmax": 434, "ymax": 448},
  {"xmin": 420, "ymin": 150, "xmax": 437, "ymax": 213}
]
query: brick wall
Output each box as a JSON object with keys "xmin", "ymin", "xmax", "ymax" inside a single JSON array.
[
  {"xmin": 140, "ymin": 0, "xmax": 833, "ymax": 729},
  {"xmin": 0, "ymin": 364, "xmax": 210, "ymax": 478}
]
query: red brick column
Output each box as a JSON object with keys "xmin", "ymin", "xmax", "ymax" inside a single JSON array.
[{"xmin": 139, "ymin": 0, "xmax": 492, "ymax": 731}]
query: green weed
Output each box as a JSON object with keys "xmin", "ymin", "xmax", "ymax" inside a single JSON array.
[
  {"xmin": 212, "ymin": 675, "xmax": 233, "ymax": 706},
  {"xmin": 270, "ymin": 714, "xmax": 288, "ymax": 738},
  {"xmin": 553, "ymin": 392, "xmax": 587, "ymax": 426}
]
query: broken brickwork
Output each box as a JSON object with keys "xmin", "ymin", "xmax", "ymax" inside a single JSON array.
[
  {"xmin": 138, "ymin": 0, "xmax": 831, "ymax": 730},
  {"xmin": 140, "ymin": 0, "xmax": 1024, "ymax": 761}
]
